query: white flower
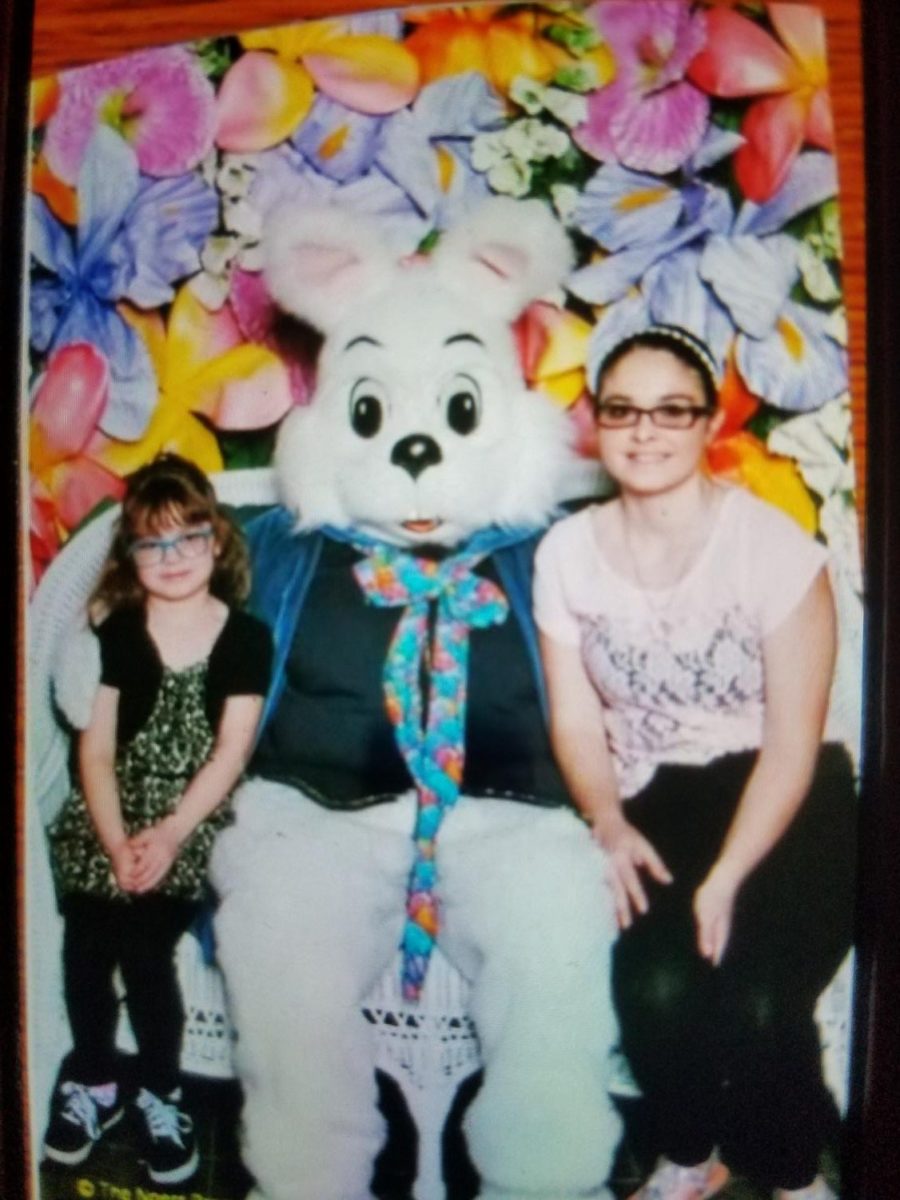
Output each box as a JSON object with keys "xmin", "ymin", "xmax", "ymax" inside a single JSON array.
[
  {"xmin": 223, "ymin": 197, "xmax": 263, "ymax": 240},
  {"xmin": 200, "ymin": 233, "xmax": 241, "ymax": 278},
  {"xmin": 192, "ymin": 233, "xmax": 244, "ymax": 311},
  {"xmin": 551, "ymin": 183, "xmax": 580, "ymax": 222},
  {"xmin": 509, "ymin": 74, "xmax": 592, "ymax": 121},
  {"xmin": 502, "ymin": 118, "xmax": 569, "ymax": 163},
  {"xmin": 542, "ymin": 87, "xmax": 589, "ymax": 126},
  {"xmin": 199, "ymin": 148, "xmax": 219, "ymax": 189},
  {"xmin": 238, "ymin": 241, "xmax": 265, "ymax": 272},
  {"xmin": 797, "ymin": 242, "xmax": 841, "ymax": 303},
  {"xmin": 820, "ymin": 493, "xmax": 863, "ymax": 595},
  {"xmin": 509, "ymin": 75, "xmax": 546, "ymax": 115},
  {"xmin": 471, "ymin": 131, "xmax": 510, "ymax": 173},
  {"xmin": 818, "ymin": 394, "xmax": 853, "ymax": 448},
  {"xmin": 216, "ymin": 155, "xmax": 258, "ymax": 200},
  {"xmin": 487, "ymin": 158, "xmax": 533, "ymax": 198},
  {"xmin": 768, "ymin": 399, "xmax": 855, "ymax": 501},
  {"xmin": 824, "ymin": 305, "xmax": 849, "ymax": 347},
  {"xmin": 188, "ymin": 270, "xmax": 230, "ymax": 310}
]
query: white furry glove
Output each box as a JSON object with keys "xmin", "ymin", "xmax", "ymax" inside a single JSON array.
[{"xmin": 52, "ymin": 619, "xmax": 101, "ymax": 731}]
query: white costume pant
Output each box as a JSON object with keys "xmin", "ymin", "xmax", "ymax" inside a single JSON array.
[{"xmin": 211, "ymin": 782, "xmax": 621, "ymax": 1200}]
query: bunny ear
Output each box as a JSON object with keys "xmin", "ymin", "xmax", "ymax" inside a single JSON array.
[
  {"xmin": 432, "ymin": 197, "xmax": 575, "ymax": 320},
  {"xmin": 263, "ymin": 205, "xmax": 398, "ymax": 333}
]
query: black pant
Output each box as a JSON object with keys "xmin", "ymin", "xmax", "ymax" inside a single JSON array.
[
  {"xmin": 60, "ymin": 893, "xmax": 200, "ymax": 1095},
  {"xmin": 612, "ymin": 745, "xmax": 857, "ymax": 1190}
]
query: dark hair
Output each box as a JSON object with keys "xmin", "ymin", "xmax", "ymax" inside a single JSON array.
[
  {"xmin": 593, "ymin": 326, "xmax": 719, "ymax": 412},
  {"xmin": 92, "ymin": 454, "xmax": 251, "ymax": 611}
]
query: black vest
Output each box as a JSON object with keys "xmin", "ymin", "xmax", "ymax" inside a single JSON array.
[{"xmin": 251, "ymin": 539, "xmax": 571, "ymax": 810}]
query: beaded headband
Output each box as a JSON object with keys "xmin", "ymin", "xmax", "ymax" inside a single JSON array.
[{"xmin": 595, "ymin": 325, "xmax": 721, "ymax": 392}]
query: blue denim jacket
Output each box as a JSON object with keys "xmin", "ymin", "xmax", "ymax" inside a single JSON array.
[{"xmin": 241, "ymin": 506, "xmax": 551, "ymax": 742}]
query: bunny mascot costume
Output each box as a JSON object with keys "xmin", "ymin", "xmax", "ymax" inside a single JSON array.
[{"xmin": 140, "ymin": 198, "xmax": 623, "ymax": 1200}]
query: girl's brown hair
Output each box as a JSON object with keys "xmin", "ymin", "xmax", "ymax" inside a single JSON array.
[{"xmin": 92, "ymin": 454, "xmax": 251, "ymax": 611}]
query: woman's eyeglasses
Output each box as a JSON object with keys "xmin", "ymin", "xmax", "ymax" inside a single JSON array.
[
  {"xmin": 596, "ymin": 401, "xmax": 715, "ymax": 430},
  {"xmin": 129, "ymin": 526, "xmax": 214, "ymax": 567}
]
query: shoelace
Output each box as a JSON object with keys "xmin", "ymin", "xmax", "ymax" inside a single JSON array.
[
  {"xmin": 137, "ymin": 1091, "xmax": 191, "ymax": 1146},
  {"xmin": 59, "ymin": 1082, "xmax": 101, "ymax": 1141}
]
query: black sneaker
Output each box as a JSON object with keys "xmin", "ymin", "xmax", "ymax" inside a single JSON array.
[
  {"xmin": 43, "ymin": 1081, "xmax": 123, "ymax": 1165},
  {"xmin": 135, "ymin": 1087, "xmax": 199, "ymax": 1184}
]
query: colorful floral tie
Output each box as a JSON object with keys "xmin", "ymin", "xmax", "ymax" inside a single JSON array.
[{"xmin": 353, "ymin": 544, "xmax": 509, "ymax": 1000}]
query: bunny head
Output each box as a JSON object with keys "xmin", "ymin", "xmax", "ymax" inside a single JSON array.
[{"xmin": 264, "ymin": 197, "xmax": 584, "ymax": 547}]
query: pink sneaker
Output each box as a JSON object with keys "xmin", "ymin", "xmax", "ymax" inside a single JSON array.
[
  {"xmin": 627, "ymin": 1155, "xmax": 731, "ymax": 1200},
  {"xmin": 774, "ymin": 1180, "xmax": 838, "ymax": 1200}
]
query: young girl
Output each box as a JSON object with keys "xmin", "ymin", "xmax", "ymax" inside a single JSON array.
[
  {"xmin": 43, "ymin": 453, "xmax": 273, "ymax": 1186},
  {"xmin": 534, "ymin": 328, "xmax": 857, "ymax": 1200}
]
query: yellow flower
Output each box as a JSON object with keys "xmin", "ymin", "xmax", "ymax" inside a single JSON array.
[
  {"xmin": 404, "ymin": 7, "xmax": 610, "ymax": 96},
  {"xmin": 517, "ymin": 301, "xmax": 593, "ymax": 408},
  {"xmin": 97, "ymin": 286, "xmax": 293, "ymax": 476},
  {"xmin": 215, "ymin": 19, "xmax": 420, "ymax": 152},
  {"xmin": 707, "ymin": 431, "xmax": 817, "ymax": 533}
]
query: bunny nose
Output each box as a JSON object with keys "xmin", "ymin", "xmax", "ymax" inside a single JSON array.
[{"xmin": 391, "ymin": 434, "xmax": 443, "ymax": 480}]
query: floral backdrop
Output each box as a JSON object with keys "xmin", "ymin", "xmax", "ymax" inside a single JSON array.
[{"xmin": 26, "ymin": 0, "xmax": 860, "ymax": 603}]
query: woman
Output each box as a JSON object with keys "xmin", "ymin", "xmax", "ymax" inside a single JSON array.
[{"xmin": 533, "ymin": 327, "xmax": 856, "ymax": 1200}]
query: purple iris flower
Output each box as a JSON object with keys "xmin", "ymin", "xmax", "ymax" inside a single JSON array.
[
  {"xmin": 29, "ymin": 127, "xmax": 218, "ymax": 439},
  {"xmin": 569, "ymin": 149, "xmax": 845, "ymax": 412}
]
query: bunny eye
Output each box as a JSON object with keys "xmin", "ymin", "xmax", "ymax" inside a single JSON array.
[
  {"xmin": 349, "ymin": 380, "xmax": 385, "ymax": 438},
  {"xmin": 444, "ymin": 376, "xmax": 482, "ymax": 436}
]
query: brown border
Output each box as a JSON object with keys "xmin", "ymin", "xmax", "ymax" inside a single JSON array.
[
  {"xmin": 848, "ymin": 2, "xmax": 900, "ymax": 1196},
  {"xmin": 1, "ymin": 0, "xmax": 32, "ymax": 1194}
]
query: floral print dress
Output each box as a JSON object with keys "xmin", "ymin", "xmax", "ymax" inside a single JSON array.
[{"xmin": 49, "ymin": 659, "xmax": 231, "ymax": 902}]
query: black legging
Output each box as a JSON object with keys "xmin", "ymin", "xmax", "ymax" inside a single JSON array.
[
  {"xmin": 60, "ymin": 893, "xmax": 200, "ymax": 1095},
  {"xmin": 613, "ymin": 745, "xmax": 857, "ymax": 1191}
]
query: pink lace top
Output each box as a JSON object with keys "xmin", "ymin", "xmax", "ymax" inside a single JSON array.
[{"xmin": 533, "ymin": 486, "xmax": 829, "ymax": 798}]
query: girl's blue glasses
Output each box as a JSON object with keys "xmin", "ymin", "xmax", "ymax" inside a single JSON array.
[{"xmin": 129, "ymin": 526, "xmax": 214, "ymax": 568}]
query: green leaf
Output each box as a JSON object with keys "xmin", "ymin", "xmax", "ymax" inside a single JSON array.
[
  {"xmin": 217, "ymin": 427, "xmax": 278, "ymax": 470},
  {"xmin": 193, "ymin": 38, "xmax": 236, "ymax": 81},
  {"xmin": 543, "ymin": 21, "xmax": 600, "ymax": 55},
  {"xmin": 69, "ymin": 495, "xmax": 119, "ymax": 539},
  {"xmin": 552, "ymin": 64, "xmax": 597, "ymax": 94},
  {"xmin": 418, "ymin": 228, "xmax": 441, "ymax": 254}
]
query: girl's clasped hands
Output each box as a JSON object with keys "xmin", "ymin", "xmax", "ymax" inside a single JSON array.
[{"xmin": 108, "ymin": 815, "xmax": 185, "ymax": 894}]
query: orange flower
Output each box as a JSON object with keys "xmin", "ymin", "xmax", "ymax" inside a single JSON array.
[
  {"xmin": 403, "ymin": 7, "xmax": 569, "ymax": 94},
  {"xmin": 31, "ymin": 154, "xmax": 78, "ymax": 226},
  {"xmin": 32, "ymin": 77, "xmax": 60, "ymax": 127},
  {"xmin": 716, "ymin": 356, "xmax": 760, "ymax": 439},
  {"xmin": 707, "ymin": 431, "xmax": 817, "ymax": 533}
]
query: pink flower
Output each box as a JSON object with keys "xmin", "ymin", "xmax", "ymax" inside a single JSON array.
[
  {"xmin": 574, "ymin": 1, "xmax": 709, "ymax": 174},
  {"xmin": 229, "ymin": 267, "xmax": 317, "ymax": 406},
  {"xmin": 216, "ymin": 21, "xmax": 419, "ymax": 153},
  {"xmin": 43, "ymin": 46, "xmax": 216, "ymax": 186},
  {"xmin": 30, "ymin": 482, "xmax": 61, "ymax": 591},
  {"xmin": 29, "ymin": 343, "xmax": 126, "ymax": 585},
  {"xmin": 688, "ymin": 4, "xmax": 832, "ymax": 202}
]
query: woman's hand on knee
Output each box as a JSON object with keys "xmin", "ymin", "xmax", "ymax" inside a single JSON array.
[
  {"xmin": 593, "ymin": 815, "xmax": 672, "ymax": 929},
  {"xmin": 693, "ymin": 862, "xmax": 742, "ymax": 965}
]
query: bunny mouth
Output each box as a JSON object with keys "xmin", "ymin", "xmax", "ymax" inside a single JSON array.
[{"xmin": 402, "ymin": 519, "xmax": 443, "ymax": 535}]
